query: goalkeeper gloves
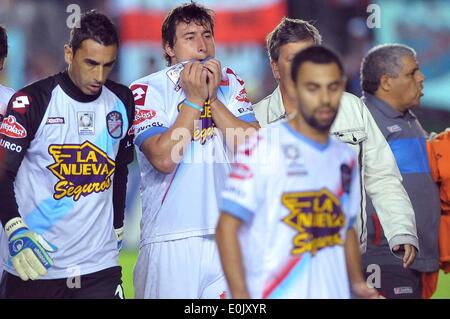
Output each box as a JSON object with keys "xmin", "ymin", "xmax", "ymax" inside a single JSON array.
[
  {"xmin": 115, "ymin": 226, "xmax": 124, "ymax": 251},
  {"xmin": 5, "ymin": 217, "xmax": 57, "ymax": 281}
]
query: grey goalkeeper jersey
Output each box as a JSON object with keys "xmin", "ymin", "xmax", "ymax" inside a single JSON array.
[{"xmin": 0, "ymin": 72, "xmax": 134, "ymax": 279}]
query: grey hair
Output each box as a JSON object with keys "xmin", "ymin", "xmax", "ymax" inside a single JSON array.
[
  {"xmin": 361, "ymin": 43, "xmax": 417, "ymax": 94},
  {"xmin": 266, "ymin": 17, "xmax": 322, "ymax": 62}
]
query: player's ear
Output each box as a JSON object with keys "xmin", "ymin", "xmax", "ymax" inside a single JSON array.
[
  {"xmin": 271, "ymin": 59, "xmax": 280, "ymax": 82},
  {"xmin": 379, "ymin": 74, "xmax": 391, "ymax": 92},
  {"xmin": 64, "ymin": 44, "xmax": 73, "ymax": 65},
  {"xmin": 164, "ymin": 42, "xmax": 176, "ymax": 63}
]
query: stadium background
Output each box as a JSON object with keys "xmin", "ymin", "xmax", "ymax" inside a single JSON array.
[{"xmin": 1, "ymin": 0, "xmax": 449, "ymax": 298}]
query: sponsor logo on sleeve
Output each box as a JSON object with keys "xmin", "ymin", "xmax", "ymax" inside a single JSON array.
[
  {"xmin": 133, "ymin": 108, "xmax": 157, "ymax": 126},
  {"xmin": 130, "ymin": 84, "xmax": 148, "ymax": 106},
  {"xmin": 106, "ymin": 111, "xmax": 123, "ymax": 139},
  {"xmin": 0, "ymin": 139, "xmax": 23, "ymax": 153},
  {"xmin": 11, "ymin": 94, "xmax": 31, "ymax": 114},
  {"xmin": 0, "ymin": 115, "xmax": 27, "ymax": 138},
  {"xmin": 127, "ymin": 126, "xmax": 135, "ymax": 137},
  {"xmin": 236, "ymin": 88, "xmax": 250, "ymax": 103},
  {"xmin": 47, "ymin": 141, "xmax": 115, "ymax": 201},
  {"xmin": 152, "ymin": 122, "xmax": 163, "ymax": 127},
  {"xmin": 230, "ymin": 163, "xmax": 253, "ymax": 180}
]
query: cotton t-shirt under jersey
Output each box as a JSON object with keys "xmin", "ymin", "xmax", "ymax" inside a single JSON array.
[
  {"xmin": 221, "ymin": 122, "xmax": 360, "ymax": 299},
  {"xmin": 130, "ymin": 65, "xmax": 256, "ymax": 246},
  {"xmin": 0, "ymin": 72, "xmax": 134, "ymax": 279}
]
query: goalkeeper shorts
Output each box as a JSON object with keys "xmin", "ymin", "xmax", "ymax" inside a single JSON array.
[{"xmin": 0, "ymin": 266, "xmax": 124, "ymax": 299}]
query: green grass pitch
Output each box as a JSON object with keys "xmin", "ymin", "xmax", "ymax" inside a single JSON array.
[{"xmin": 119, "ymin": 250, "xmax": 450, "ymax": 299}]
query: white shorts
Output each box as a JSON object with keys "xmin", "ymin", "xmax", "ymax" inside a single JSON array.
[{"xmin": 133, "ymin": 235, "xmax": 227, "ymax": 299}]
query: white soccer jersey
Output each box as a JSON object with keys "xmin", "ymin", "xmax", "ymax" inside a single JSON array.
[
  {"xmin": 221, "ymin": 121, "xmax": 360, "ymax": 299},
  {"xmin": 0, "ymin": 84, "xmax": 14, "ymax": 278},
  {"xmin": 0, "ymin": 84, "xmax": 14, "ymax": 119},
  {"xmin": 130, "ymin": 65, "xmax": 256, "ymax": 246}
]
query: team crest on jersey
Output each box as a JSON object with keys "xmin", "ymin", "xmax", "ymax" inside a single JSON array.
[
  {"xmin": 282, "ymin": 188, "xmax": 345, "ymax": 256},
  {"xmin": 106, "ymin": 111, "xmax": 123, "ymax": 139},
  {"xmin": 47, "ymin": 141, "xmax": 115, "ymax": 201},
  {"xmin": 0, "ymin": 115, "xmax": 27, "ymax": 138},
  {"xmin": 178, "ymin": 100, "xmax": 216, "ymax": 145}
]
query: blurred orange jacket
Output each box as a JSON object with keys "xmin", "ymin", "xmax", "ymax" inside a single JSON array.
[{"xmin": 423, "ymin": 130, "xmax": 450, "ymax": 298}]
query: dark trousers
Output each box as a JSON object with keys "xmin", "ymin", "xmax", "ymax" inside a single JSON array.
[
  {"xmin": 364, "ymin": 264, "xmax": 422, "ymax": 299},
  {"xmin": 0, "ymin": 266, "xmax": 124, "ymax": 299}
]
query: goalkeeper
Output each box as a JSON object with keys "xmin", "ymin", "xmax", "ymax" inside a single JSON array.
[{"xmin": 0, "ymin": 11, "xmax": 133, "ymax": 298}]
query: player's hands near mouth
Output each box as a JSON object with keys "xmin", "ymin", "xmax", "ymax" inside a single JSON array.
[
  {"xmin": 180, "ymin": 61, "xmax": 209, "ymax": 106},
  {"xmin": 202, "ymin": 58, "xmax": 222, "ymax": 103}
]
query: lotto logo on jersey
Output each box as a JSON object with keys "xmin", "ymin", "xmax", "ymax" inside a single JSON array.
[
  {"xmin": 131, "ymin": 84, "xmax": 148, "ymax": 106},
  {"xmin": 282, "ymin": 188, "xmax": 345, "ymax": 256},
  {"xmin": 11, "ymin": 94, "xmax": 31, "ymax": 114},
  {"xmin": 47, "ymin": 141, "xmax": 115, "ymax": 201},
  {"xmin": 0, "ymin": 115, "xmax": 27, "ymax": 138}
]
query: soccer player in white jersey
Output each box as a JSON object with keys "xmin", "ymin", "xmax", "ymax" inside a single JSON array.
[
  {"xmin": 216, "ymin": 46, "xmax": 379, "ymax": 299},
  {"xmin": 130, "ymin": 2, "xmax": 259, "ymax": 298},
  {"xmin": 0, "ymin": 25, "xmax": 15, "ymax": 281},
  {"xmin": 0, "ymin": 12, "xmax": 134, "ymax": 298}
]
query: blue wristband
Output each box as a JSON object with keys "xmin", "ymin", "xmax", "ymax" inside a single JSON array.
[{"xmin": 184, "ymin": 99, "xmax": 204, "ymax": 112}]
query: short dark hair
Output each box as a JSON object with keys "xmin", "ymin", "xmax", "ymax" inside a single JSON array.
[
  {"xmin": 267, "ymin": 17, "xmax": 322, "ymax": 62},
  {"xmin": 69, "ymin": 10, "xmax": 119, "ymax": 54},
  {"xmin": 162, "ymin": 2, "xmax": 215, "ymax": 66},
  {"xmin": 291, "ymin": 45, "xmax": 344, "ymax": 83},
  {"xmin": 0, "ymin": 25, "xmax": 7, "ymax": 58}
]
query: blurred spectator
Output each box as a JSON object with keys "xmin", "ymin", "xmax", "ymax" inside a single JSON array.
[{"xmin": 360, "ymin": 43, "xmax": 440, "ymax": 299}]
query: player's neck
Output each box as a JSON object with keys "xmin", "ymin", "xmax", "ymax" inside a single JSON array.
[
  {"xmin": 279, "ymin": 85, "xmax": 297, "ymax": 117},
  {"xmin": 288, "ymin": 116, "xmax": 329, "ymax": 145}
]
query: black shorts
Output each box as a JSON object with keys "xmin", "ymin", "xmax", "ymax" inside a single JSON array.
[
  {"xmin": 0, "ymin": 266, "xmax": 124, "ymax": 299},
  {"xmin": 364, "ymin": 264, "xmax": 422, "ymax": 299}
]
